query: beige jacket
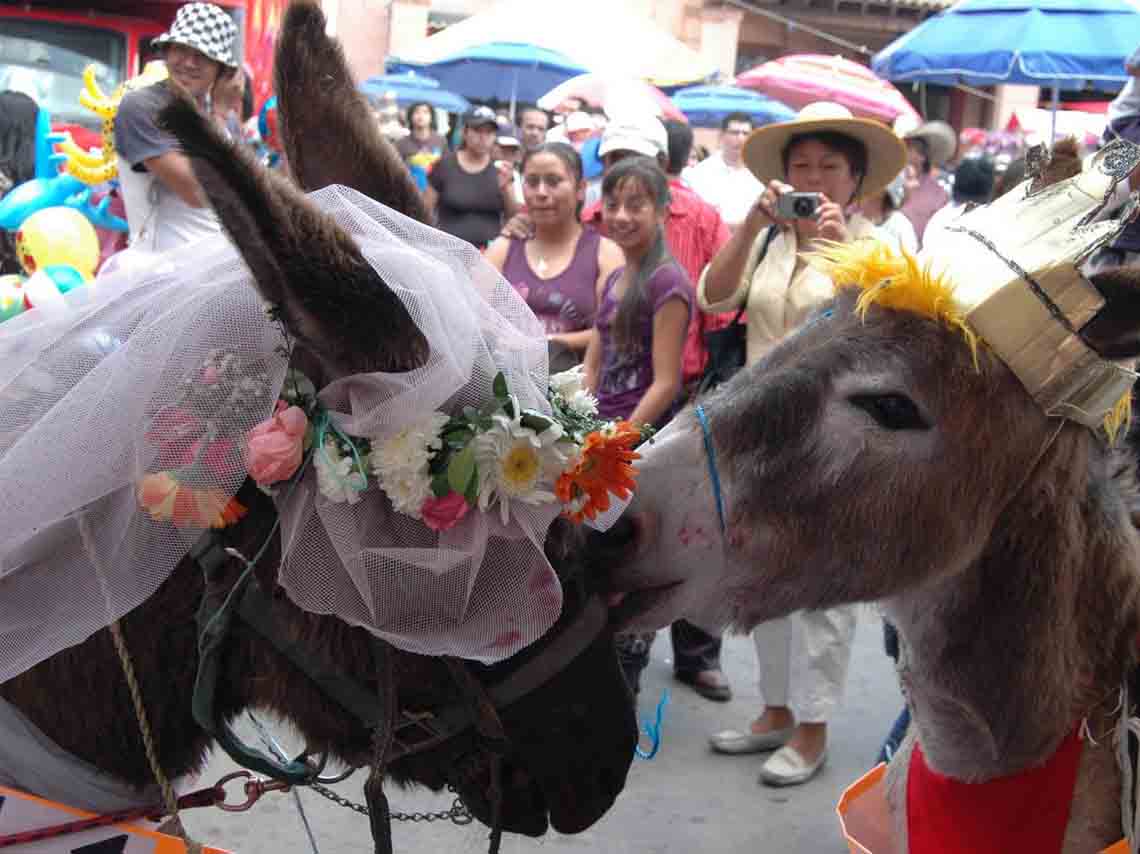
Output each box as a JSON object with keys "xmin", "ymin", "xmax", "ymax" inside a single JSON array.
[{"xmin": 697, "ymin": 215, "xmax": 876, "ymax": 365}]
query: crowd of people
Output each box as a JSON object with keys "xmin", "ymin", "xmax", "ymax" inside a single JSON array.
[{"xmin": 0, "ymin": 0, "xmax": 1090, "ymax": 794}]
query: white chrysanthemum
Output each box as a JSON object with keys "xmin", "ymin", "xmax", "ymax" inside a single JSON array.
[
  {"xmin": 474, "ymin": 409, "xmax": 569, "ymax": 525},
  {"xmin": 383, "ymin": 470, "xmax": 434, "ymax": 517},
  {"xmin": 549, "ymin": 365, "xmax": 586, "ymax": 400},
  {"xmin": 373, "ymin": 412, "xmax": 449, "ymax": 477},
  {"xmin": 371, "ymin": 412, "xmax": 449, "ymax": 518},
  {"xmin": 315, "ymin": 440, "xmax": 367, "ymax": 504},
  {"xmin": 565, "ymin": 388, "xmax": 599, "ymax": 417}
]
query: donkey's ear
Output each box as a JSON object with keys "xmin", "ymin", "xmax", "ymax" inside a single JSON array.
[
  {"xmin": 159, "ymin": 95, "xmax": 427, "ymax": 376},
  {"xmin": 1082, "ymin": 268, "xmax": 1140, "ymax": 360},
  {"xmin": 274, "ymin": 2, "xmax": 428, "ymax": 222}
]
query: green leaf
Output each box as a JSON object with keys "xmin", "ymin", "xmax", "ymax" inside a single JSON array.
[
  {"xmin": 431, "ymin": 472, "xmax": 451, "ymax": 498},
  {"xmin": 463, "ymin": 472, "xmax": 479, "ymax": 505},
  {"xmin": 445, "ymin": 429, "xmax": 473, "ymax": 450},
  {"xmin": 520, "ymin": 412, "xmax": 554, "ymax": 433},
  {"xmin": 492, "ymin": 372, "xmax": 509, "ymax": 400},
  {"xmin": 447, "ymin": 444, "xmax": 477, "ymax": 495}
]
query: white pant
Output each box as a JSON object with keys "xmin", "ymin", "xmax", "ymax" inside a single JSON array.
[{"xmin": 752, "ymin": 606, "xmax": 857, "ymax": 724}]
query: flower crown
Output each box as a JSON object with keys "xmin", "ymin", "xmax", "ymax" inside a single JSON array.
[{"xmin": 138, "ymin": 362, "xmax": 649, "ymax": 532}]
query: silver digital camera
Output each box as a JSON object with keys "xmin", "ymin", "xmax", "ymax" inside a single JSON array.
[{"xmin": 775, "ymin": 192, "xmax": 823, "ymax": 220}]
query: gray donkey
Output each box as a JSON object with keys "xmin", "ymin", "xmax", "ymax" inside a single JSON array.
[{"xmin": 593, "ymin": 153, "xmax": 1140, "ymax": 851}]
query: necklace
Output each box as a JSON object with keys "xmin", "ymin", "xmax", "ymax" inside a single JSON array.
[{"xmin": 536, "ymin": 255, "xmax": 549, "ymax": 275}]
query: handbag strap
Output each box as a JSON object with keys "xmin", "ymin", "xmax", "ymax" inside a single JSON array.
[{"xmin": 726, "ymin": 225, "xmax": 777, "ymax": 326}]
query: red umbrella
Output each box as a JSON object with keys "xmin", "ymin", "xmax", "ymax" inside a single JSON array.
[
  {"xmin": 537, "ymin": 74, "xmax": 688, "ymax": 123},
  {"xmin": 736, "ymin": 54, "xmax": 919, "ymax": 125}
]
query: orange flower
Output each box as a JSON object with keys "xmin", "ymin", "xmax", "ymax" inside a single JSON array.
[
  {"xmin": 555, "ymin": 420, "xmax": 641, "ymax": 523},
  {"xmin": 137, "ymin": 471, "xmax": 248, "ymax": 529}
]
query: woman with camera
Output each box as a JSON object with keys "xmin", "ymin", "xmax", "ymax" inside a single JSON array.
[{"xmin": 699, "ymin": 102, "xmax": 907, "ymax": 787}]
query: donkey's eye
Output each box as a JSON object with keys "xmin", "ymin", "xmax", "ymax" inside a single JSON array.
[{"xmin": 849, "ymin": 393, "xmax": 929, "ymax": 431}]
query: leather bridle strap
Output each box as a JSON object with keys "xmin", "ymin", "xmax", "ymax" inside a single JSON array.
[
  {"xmin": 191, "ymin": 530, "xmax": 610, "ymax": 782},
  {"xmin": 485, "ymin": 596, "xmax": 607, "ymax": 708}
]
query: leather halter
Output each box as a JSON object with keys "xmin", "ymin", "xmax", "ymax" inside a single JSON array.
[{"xmin": 189, "ymin": 531, "xmax": 608, "ymax": 784}]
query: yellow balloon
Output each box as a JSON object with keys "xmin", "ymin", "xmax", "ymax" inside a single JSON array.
[{"xmin": 14, "ymin": 207, "xmax": 100, "ymax": 279}]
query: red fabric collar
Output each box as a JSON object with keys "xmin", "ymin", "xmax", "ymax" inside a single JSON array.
[{"xmin": 907, "ymin": 728, "xmax": 1083, "ymax": 854}]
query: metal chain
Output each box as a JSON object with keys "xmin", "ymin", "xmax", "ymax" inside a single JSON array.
[{"xmin": 307, "ymin": 781, "xmax": 473, "ymax": 826}]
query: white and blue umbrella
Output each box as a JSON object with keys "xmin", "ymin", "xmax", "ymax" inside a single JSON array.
[
  {"xmin": 873, "ymin": 0, "xmax": 1140, "ymax": 92},
  {"xmin": 671, "ymin": 85, "xmax": 796, "ymax": 129},
  {"xmin": 359, "ymin": 72, "xmax": 470, "ymax": 114},
  {"xmin": 388, "ymin": 42, "xmax": 588, "ymax": 109}
]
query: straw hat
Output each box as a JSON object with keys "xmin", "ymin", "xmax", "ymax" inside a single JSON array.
[
  {"xmin": 903, "ymin": 119, "xmax": 957, "ymax": 166},
  {"xmin": 152, "ymin": 3, "xmax": 237, "ymax": 69},
  {"xmin": 742, "ymin": 102, "xmax": 908, "ymax": 202}
]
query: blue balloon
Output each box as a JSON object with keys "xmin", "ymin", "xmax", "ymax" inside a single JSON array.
[
  {"xmin": 0, "ymin": 174, "xmax": 85, "ymax": 230},
  {"xmin": 43, "ymin": 264, "xmax": 87, "ymax": 294},
  {"xmin": 34, "ymin": 108, "xmax": 69, "ymax": 181},
  {"xmin": 63, "ymin": 190, "xmax": 128, "ymax": 233},
  {"xmin": 580, "ymin": 136, "xmax": 604, "ymax": 180}
]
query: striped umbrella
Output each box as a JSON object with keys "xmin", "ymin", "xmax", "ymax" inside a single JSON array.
[{"xmin": 736, "ymin": 54, "xmax": 919, "ymax": 125}]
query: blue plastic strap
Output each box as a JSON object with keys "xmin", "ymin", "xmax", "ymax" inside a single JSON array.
[{"xmin": 694, "ymin": 404, "xmax": 726, "ymax": 534}]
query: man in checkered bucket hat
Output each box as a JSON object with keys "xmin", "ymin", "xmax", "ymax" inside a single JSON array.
[{"xmin": 112, "ymin": 3, "xmax": 238, "ymax": 255}]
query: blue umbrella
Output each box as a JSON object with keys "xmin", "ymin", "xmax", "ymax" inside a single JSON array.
[
  {"xmin": 872, "ymin": 0, "xmax": 1140, "ymax": 92},
  {"xmin": 359, "ymin": 72, "xmax": 470, "ymax": 114},
  {"xmin": 671, "ymin": 85, "xmax": 796, "ymax": 128},
  {"xmin": 388, "ymin": 42, "xmax": 588, "ymax": 108}
]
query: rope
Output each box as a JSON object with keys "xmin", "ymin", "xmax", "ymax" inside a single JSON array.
[{"xmin": 77, "ymin": 515, "xmax": 203, "ymax": 852}]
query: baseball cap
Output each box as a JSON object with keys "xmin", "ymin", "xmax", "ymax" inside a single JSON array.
[
  {"xmin": 464, "ymin": 105, "xmax": 498, "ymax": 130},
  {"xmin": 598, "ymin": 114, "xmax": 667, "ymax": 159},
  {"xmin": 496, "ymin": 117, "xmax": 521, "ymax": 148}
]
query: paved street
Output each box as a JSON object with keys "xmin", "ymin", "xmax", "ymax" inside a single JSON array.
[{"xmin": 185, "ymin": 605, "xmax": 899, "ymax": 853}]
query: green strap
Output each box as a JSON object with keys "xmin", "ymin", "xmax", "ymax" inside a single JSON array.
[{"xmin": 191, "ymin": 536, "xmax": 315, "ymax": 784}]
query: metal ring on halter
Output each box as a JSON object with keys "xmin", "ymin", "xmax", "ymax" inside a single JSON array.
[
  {"xmin": 694, "ymin": 404, "xmax": 726, "ymax": 534},
  {"xmin": 315, "ymin": 764, "xmax": 360, "ymax": 785}
]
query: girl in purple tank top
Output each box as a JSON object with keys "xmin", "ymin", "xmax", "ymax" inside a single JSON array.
[
  {"xmin": 486, "ymin": 143, "xmax": 622, "ymax": 362},
  {"xmin": 583, "ymin": 157, "xmax": 691, "ymax": 429}
]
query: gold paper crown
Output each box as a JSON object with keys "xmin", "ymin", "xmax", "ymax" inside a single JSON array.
[{"xmin": 817, "ymin": 139, "xmax": 1140, "ymax": 436}]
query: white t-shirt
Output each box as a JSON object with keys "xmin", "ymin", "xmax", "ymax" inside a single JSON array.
[
  {"xmin": 682, "ymin": 152, "xmax": 763, "ymax": 228},
  {"xmin": 114, "ymin": 82, "xmax": 221, "ymax": 253},
  {"xmin": 877, "ymin": 210, "xmax": 919, "ymax": 255},
  {"xmin": 116, "ymin": 155, "xmax": 221, "ymax": 253}
]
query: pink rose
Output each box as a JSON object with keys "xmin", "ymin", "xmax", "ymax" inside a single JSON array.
[
  {"xmin": 246, "ymin": 402, "xmax": 308, "ymax": 485},
  {"xmin": 421, "ymin": 492, "xmax": 471, "ymax": 531}
]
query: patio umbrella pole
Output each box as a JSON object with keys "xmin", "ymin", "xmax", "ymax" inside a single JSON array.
[
  {"xmin": 1050, "ymin": 84, "xmax": 1059, "ymax": 149},
  {"xmin": 510, "ymin": 68, "xmax": 519, "ymax": 123}
]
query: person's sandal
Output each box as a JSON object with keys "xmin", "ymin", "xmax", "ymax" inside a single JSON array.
[{"xmin": 675, "ymin": 668, "xmax": 732, "ymax": 702}]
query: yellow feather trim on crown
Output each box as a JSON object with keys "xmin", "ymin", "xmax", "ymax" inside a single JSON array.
[
  {"xmin": 809, "ymin": 238, "xmax": 979, "ymax": 367},
  {"xmin": 810, "ymin": 238, "xmax": 1133, "ymax": 442},
  {"xmin": 1103, "ymin": 388, "xmax": 1132, "ymax": 446}
]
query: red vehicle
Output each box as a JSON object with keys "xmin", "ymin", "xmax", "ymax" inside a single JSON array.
[{"xmin": 0, "ymin": 0, "xmax": 287, "ymax": 150}]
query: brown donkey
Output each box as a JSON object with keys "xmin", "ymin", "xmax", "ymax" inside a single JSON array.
[
  {"xmin": 594, "ymin": 149, "xmax": 1140, "ymax": 851},
  {"xmin": 0, "ymin": 2, "xmax": 634, "ymax": 846}
]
